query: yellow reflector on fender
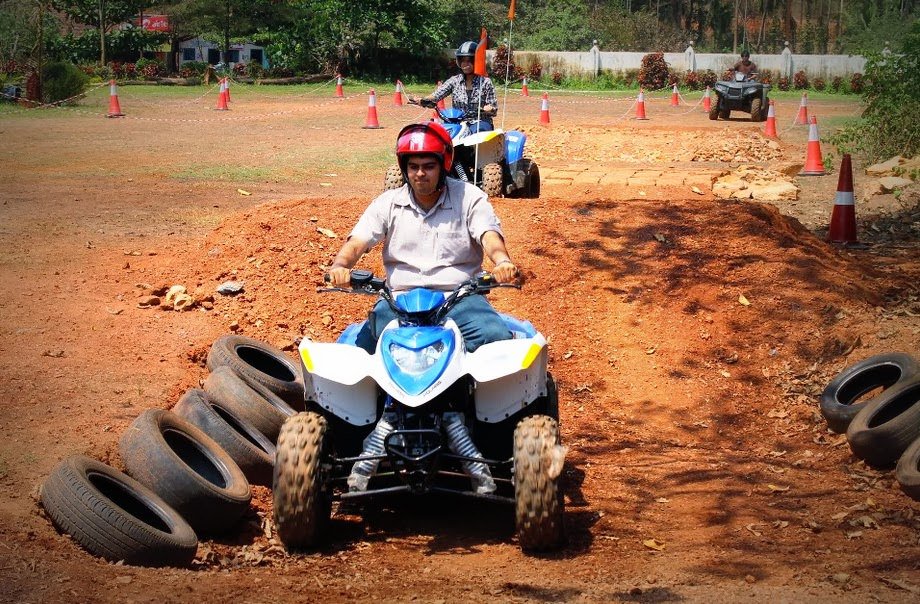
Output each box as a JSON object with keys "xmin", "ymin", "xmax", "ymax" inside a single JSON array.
[
  {"xmin": 300, "ymin": 348, "xmax": 315, "ymax": 372},
  {"xmin": 521, "ymin": 343, "xmax": 542, "ymax": 369}
]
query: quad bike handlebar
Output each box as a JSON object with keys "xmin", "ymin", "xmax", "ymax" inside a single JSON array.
[
  {"xmin": 322, "ymin": 270, "xmax": 520, "ymax": 325},
  {"xmin": 409, "ymin": 97, "xmax": 497, "ymax": 120}
]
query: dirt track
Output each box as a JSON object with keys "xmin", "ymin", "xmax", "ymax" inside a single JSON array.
[{"xmin": 1, "ymin": 86, "xmax": 919, "ymax": 602}]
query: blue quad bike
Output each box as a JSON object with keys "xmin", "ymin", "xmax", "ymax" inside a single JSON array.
[
  {"xmin": 384, "ymin": 101, "xmax": 540, "ymax": 198},
  {"xmin": 272, "ymin": 270, "xmax": 565, "ymax": 552}
]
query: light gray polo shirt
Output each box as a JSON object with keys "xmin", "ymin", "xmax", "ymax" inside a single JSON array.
[{"xmin": 350, "ymin": 178, "xmax": 504, "ymax": 293}]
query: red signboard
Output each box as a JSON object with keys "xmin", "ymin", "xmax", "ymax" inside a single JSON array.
[{"xmin": 140, "ymin": 15, "xmax": 170, "ymax": 32}]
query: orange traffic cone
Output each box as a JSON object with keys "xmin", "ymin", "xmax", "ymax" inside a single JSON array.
[
  {"xmin": 521, "ymin": 77, "xmax": 530, "ymax": 97},
  {"xmin": 393, "ymin": 80, "xmax": 404, "ymax": 106},
  {"xmin": 799, "ymin": 116, "xmax": 826, "ymax": 176},
  {"xmin": 214, "ymin": 79, "xmax": 229, "ymax": 111},
  {"xmin": 703, "ymin": 86, "xmax": 711, "ymax": 113},
  {"xmin": 827, "ymin": 154, "xmax": 858, "ymax": 244},
  {"xmin": 794, "ymin": 92, "xmax": 809, "ymax": 125},
  {"xmin": 362, "ymin": 89, "xmax": 382, "ymax": 129},
  {"xmin": 764, "ymin": 100, "xmax": 778, "ymax": 138},
  {"xmin": 435, "ymin": 82, "xmax": 445, "ymax": 110},
  {"xmin": 335, "ymin": 75, "xmax": 344, "ymax": 98},
  {"xmin": 539, "ymin": 92, "xmax": 550, "ymax": 125},
  {"xmin": 635, "ymin": 89, "xmax": 649, "ymax": 120},
  {"xmin": 670, "ymin": 82, "xmax": 680, "ymax": 106},
  {"xmin": 224, "ymin": 77, "xmax": 231, "ymax": 102},
  {"xmin": 106, "ymin": 80, "xmax": 124, "ymax": 117}
]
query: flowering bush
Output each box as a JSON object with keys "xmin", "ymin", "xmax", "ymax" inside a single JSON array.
[
  {"xmin": 527, "ymin": 63, "xmax": 543, "ymax": 80},
  {"xmin": 793, "ymin": 70, "xmax": 809, "ymax": 89},
  {"xmin": 830, "ymin": 76, "xmax": 844, "ymax": 92},
  {"xmin": 639, "ymin": 52, "xmax": 670, "ymax": 90},
  {"xmin": 551, "ymin": 71, "xmax": 563, "ymax": 85},
  {"xmin": 135, "ymin": 58, "xmax": 163, "ymax": 80},
  {"xmin": 778, "ymin": 76, "xmax": 790, "ymax": 91},
  {"xmin": 699, "ymin": 70, "xmax": 717, "ymax": 88},
  {"xmin": 812, "ymin": 77, "xmax": 826, "ymax": 91},
  {"xmin": 850, "ymin": 72, "xmax": 864, "ymax": 94},
  {"xmin": 232, "ymin": 62, "xmax": 247, "ymax": 76}
]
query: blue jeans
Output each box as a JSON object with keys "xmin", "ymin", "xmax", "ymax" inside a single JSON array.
[{"xmin": 354, "ymin": 294, "xmax": 511, "ymax": 354}]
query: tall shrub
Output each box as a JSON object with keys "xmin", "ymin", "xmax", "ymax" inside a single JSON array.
[
  {"xmin": 829, "ymin": 21, "xmax": 920, "ymax": 161},
  {"xmin": 41, "ymin": 61, "xmax": 87, "ymax": 104},
  {"xmin": 638, "ymin": 52, "xmax": 670, "ymax": 90}
]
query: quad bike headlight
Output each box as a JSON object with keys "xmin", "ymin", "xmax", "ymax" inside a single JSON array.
[
  {"xmin": 388, "ymin": 340, "xmax": 445, "ymax": 375},
  {"xmin": 381, "ymin": 327, "xmax": 457, "ymax": 396}
]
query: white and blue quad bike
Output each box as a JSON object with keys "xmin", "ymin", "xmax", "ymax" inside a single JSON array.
[
  {"xmin": 384, "ymin": 101, "xmax": 540, "ymax": 199},
  {"xmin": 272, "ymin": 270, "xmax": 565, "ymax": 552}
]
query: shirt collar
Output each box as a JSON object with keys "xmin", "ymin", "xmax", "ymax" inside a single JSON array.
[{"xmin": 394, "ymin": 183, "xmax": 454, "ymax": 212}]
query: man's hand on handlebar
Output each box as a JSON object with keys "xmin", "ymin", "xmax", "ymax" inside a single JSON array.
[
  {"xmin": 491, "ymin": 261, "xmax": 519, "ymax": 284},
  {"xmin": 327, "ymin": 266, "xmax": 351, "ymax": 287}
]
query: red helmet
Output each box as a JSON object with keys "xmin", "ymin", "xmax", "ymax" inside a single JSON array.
[{"xmin": 396, "ymin": 122, "xmax": 454, "ymax": 182}]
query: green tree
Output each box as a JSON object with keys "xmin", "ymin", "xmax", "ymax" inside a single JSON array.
[{"xmin": 50, "ymin": 0, "xmax": 145, "ymax": 64}]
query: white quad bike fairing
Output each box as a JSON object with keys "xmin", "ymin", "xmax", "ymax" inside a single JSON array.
[
  {"xmin": 298, "ymin": 319, "xmax": 548, "ymax": 426},
  {"xmin": 453, "ymin": 127, "xmax": 505, "ymax": 170}
]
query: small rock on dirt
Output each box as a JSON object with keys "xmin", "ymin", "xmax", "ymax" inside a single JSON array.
[
  {"xmin": 216, "ymin": 281, "xmax": 245, "ymax": 295},
  {"xmin": 137, "ymin": 295, "xmax": 160, "ymax": 308}
]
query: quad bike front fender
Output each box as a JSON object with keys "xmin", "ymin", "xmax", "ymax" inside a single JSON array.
[
  {"xmin": 300, "ymin": 340, "xmax": 378, "ymax": 425},
  {"xmin": 467, "ymin": 335, "xmax": 549, "ymax": 423}
]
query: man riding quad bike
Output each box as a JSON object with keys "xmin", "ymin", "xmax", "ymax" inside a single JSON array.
[
  {"xmin": 273, "ymin": 122, "xmax": 565, "ymax": 552},
  {"xmin": 384, "ymin": 100, "xmax": 540, "ymax": 199},
  {"xmin": 710, "ymin": 51, "xmax": 771, "ymax": 122}
]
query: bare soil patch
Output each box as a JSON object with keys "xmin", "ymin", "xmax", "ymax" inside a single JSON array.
[{"xmin": 0, "ymin": 89, "xmax": 917, "ymax": 603}]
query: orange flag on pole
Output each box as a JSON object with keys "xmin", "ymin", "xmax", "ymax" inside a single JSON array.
[
  {"xmin": 508, "ymin": 0, "xmax": 516, "ymax": 20},
  {"xmin": 474, "ymin": 27, "xmax": 488, "ymax": 77}
]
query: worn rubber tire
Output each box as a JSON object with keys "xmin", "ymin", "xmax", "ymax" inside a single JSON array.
[
  {"xmin": 204, "ymin": 366, "xmax": 298, "ymax": 441},
  {"xmin": 384, "ymin": 164, "xmax": 405, "ymax": 190},
  {"xmin": 206, "ymin": 334, "xmax": 303, "ymax": 406},
  {"xmin": 514, "ymin": 415, "xmax": 565, "ymax": 552},
  {"xmin": 481, "ymin": 162, "xmax": 504, "ymax": 198},
  {"xmin": 40, "ymin": 455, "xmax": 198, "ymax": 567},
  {"xmin": 708, "ymin": 101, "xmax": 720, "ymax": 120},
  {"xmin": 750, "ymin": 97, "xmax": 763, "ymax": 122},
  {"xmin": 172, "ymin": 388, "xmax": 276, "ymax": 487},
  {"xmin": 895, "ymin": 435, "xmax": 920, "ymax": 501},
  {"xmin": 845, "ymin": 380, "xmax": 920, "ymax": 468},
  {"xmin": 273, "ymin": 412, "xmax": 331, "ymax": 550},
  {"xmin": 820, "ymin": 352, "xmax": 919, "ymax": 434},
  {"xmin": 119, "ymin": 409, "xmax": 252, "ymax": 536}
]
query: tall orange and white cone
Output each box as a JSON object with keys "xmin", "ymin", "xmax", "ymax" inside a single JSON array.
[
  {"xmin": 702, "ymin": 86, "xmax": 711, "ymax": 113},
  {"xmin": 799, "ymin": 116, "xmax": 826, "ymax": 176},
  {"xmin": 334, "ymin": 75, "xmax": 344, "ymax": 98},
  {"xmin": 763, "ymin": 100, "xmax": 778, "ymax": 138},
  {"xmin": 827, "ymin": 154, "xmax": 858, "ymax": 244},
  {"xmin": 393, "ymin": 80, "xmax": 404, "ymax": 106},
  {"xmin": 435, "ymin": 82, "xmax": 445, "ymax": 110},
  {"xmin": 362, "ymin": 89, "xmax": 382, "ymax": 128},
  {"xmin": 539, "ymin": 92, "xmax": 550, "ymax": 125},
  {"xmin": 794, "ymin": 92, "xmax": 809, "ymax": 125},
  {"xmin": 106, "ymin": 79, "xmax": 125, "ymax": 117},
  {"xmin": 521, "ymin": 77, "xmax": 530, "ymax": 97},
  {"xmin": 670, "ymin": 82, "xmax": 680, "ymax": 106},
  {"xmin": 635, "ymin": 89, "xmax": 649, "ymax": 120},
  {"xmin": 214, "ymin": 79, "xmax": 229, "ymax": 111},
  {"xmin": 224, "ymin": 77, "xmax": 231, "ymax": 102}
]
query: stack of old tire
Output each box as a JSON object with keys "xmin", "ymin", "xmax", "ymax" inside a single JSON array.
[
  {"xmin": 40, "ymin": 335, "xmax": 304, "ymax": 566},
  {"xmin": 820, "ymin": 352, "xmax": 920, "ymax": 500}
]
